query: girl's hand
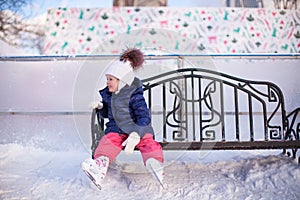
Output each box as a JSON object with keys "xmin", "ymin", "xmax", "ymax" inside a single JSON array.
[
  {"xmin": 89, "ymin": 101, "xmax": 103, "ymax": 109},
  {"xmin": 122, "ymin": 132, "xmax": 140, "ymax": 154}
]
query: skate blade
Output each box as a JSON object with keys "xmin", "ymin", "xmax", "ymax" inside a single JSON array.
[
  {"xmin": 82, "ymin": 166, "xmax": 102, "ymax": 190},
  {"xmin": 149, "ymin": 164, "xmax": 165, "ymax": 189}
]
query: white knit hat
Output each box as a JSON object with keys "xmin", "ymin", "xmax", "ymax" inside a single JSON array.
[{"xmin": 105, "ymin": 61, "xmax": 134, "ymax": 86}]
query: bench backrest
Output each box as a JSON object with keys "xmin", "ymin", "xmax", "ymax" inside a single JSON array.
[{"xmin": 142, "ymin": 68, "xmax": 287, "ymax": 143}]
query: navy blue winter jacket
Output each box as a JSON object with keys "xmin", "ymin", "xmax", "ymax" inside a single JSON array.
[{"xmin": 99, "ymin": 77, "xmax": 154, "ymax": 138}]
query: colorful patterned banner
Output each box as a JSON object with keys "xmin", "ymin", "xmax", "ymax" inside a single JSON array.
[{"xmin": 44, "ymin": 7, "xmax": 300, "ymax": 54}]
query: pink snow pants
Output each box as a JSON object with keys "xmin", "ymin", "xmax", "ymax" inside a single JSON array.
[{"xmin": 93, "ymin": 132, "xmax": 164, "ymax": 165}]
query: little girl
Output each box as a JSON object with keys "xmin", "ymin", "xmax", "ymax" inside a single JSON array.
[{"xmin": 81, "ymin": 48, "xmax": 164, "ymax": 189}]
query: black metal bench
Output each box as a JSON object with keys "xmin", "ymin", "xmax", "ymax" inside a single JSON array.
[{"xmin": 91, "ymin": 68, "xmax": 300, "ymax": 163}]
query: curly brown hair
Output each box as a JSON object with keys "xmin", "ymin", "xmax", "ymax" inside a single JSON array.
[{"xmin": 120, "ymin": 47, "xmax": 144, "ymax": 70}]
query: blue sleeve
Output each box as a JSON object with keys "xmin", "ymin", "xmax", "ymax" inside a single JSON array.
[
  {"xmin": 99, "ymin": 101, "xmax": 108, "ymax": 118},
  {"xmin": 99, "ymin": 88, "xmax": 109, "ymax": 118}
]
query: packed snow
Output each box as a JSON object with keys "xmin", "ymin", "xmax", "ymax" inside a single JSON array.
[{"xmin": 0, "ymin": 114, "xmax": 299, "ymax": 200}]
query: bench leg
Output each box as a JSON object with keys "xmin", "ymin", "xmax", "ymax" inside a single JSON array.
[
  {"xmin": 283, "ymin": 148, "xmax": 299, "ymax": 164},
  {"xmin": 291, "ymin": 148, "xmax": 299, "ymax": 164}
]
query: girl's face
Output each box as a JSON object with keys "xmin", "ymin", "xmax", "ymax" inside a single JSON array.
[{"xmin": 106, "ymin": 74, "xmax": 119, "ymax": 92}]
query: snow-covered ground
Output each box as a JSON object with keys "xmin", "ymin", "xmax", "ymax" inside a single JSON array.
[{"xmin": 0, "ymin": 114, "xmax": 299, "ymax": 200}]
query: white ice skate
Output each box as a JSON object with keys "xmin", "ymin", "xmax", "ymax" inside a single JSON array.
[
  {"xmin": 81, "ymin": 156, "xmax": 109, "ymax": 190},
  {"xmin": 146, "ymin": 158, "xmax": 165, "ymax": 188}
]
